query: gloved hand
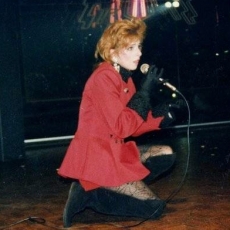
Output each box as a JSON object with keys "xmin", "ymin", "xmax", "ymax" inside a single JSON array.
[
  {"xmin": 152, "ymin": 102, "xmax": 176, "ymax": 128},
  {"xmin": 140, "ymin": 65, "xmax": 164, "ymax": 96},
  {"xmin": 127, "ymin": 65, "xmax": 164, "ymax": 121},
  {"xmin": 152, "ymin": 99, "xmax": 186, "ymax": 128}
]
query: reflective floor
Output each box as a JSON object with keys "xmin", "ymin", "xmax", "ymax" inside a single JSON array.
[{"xmin": 0, "ymin": 125, "xmax": 230, "ymax": 230}]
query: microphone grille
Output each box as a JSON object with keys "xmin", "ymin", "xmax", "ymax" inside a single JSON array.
[{"xmin": 140, "ymin": 63, "xmax": 149, "ymax": 74}]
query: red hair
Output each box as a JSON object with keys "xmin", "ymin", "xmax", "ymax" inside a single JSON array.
[{"xmin": 95, "ymin": 18, "xmax": 146, "ymax": 64}]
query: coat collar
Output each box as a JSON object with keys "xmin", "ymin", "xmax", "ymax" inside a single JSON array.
[{"xmin": 119, "ymin": 66, "xmax": 132, "ymax": 83}]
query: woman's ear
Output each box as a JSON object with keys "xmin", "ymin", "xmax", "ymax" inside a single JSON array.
[
  {"xmin": 110, "ymin": 49, "xmax": 118, "ymax": 63},
  {"xmin": 110, "ymin": 49, "xmax": 120, "ymax": 72},
  {"xmin": 110, "ymin": 49, "xmax": 115, "ymax": 61},
  {"xmin": 110, "ymin": 49, "xmax": 115, "ymax": 56}
]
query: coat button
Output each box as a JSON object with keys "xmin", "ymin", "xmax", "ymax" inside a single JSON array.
[{"xmin": 124, "ymin": 88, "xmax": 129, "ymax": 93}]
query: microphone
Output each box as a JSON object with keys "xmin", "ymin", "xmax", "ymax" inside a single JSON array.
[
  {"xmin": 140, "ymin": 63, "xmax": 150, "ymax": 74},
  {"xmin": 140, "ymin": 64, "xmax": 178, "ymax": 92}
]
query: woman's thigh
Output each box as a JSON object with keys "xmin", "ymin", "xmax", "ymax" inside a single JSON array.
[{"xmin": 138, "ymin": 144, "xmax": 173, "ymax": 162}]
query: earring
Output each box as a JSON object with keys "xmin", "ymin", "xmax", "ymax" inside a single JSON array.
[{"xmin": 112, "ymin": 56, "xmax": 120, "ymax": 72}]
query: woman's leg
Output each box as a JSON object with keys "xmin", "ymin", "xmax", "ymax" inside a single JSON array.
[
  {"xmin": 63, "ymin": 145, "xmax": 174, "ymax": 227},
  {"xmin": 64, "ymin": 180, "xmax": 165, "ymax": 227},
  {"xmin": 105, "ymin": 180, "xmax": 158, "ymax": 200},
  {"xmin": 139, "ymin": 144, "xmax": 176, "ymax": 184},
  {"xmin": 90, "ymin": 185, "xmax": 165, "ymax": 220},
  {"xmin": 63, "ymin": 181, "xmax": 90, "ymax": 227},
  {"xmin": 139, "ymin": 144, "xmax": 173, "ymax": 163},
  {"xmin": 103, "ymin": 145, "xmax": 174, "ymax": 200}
]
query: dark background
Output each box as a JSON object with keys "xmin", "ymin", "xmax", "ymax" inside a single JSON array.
[{"xmin": 0, "ymin": 0, "xmax": 230, "ymax": 161}]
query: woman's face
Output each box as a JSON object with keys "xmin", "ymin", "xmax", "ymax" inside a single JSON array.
[{"xmin": 115, "ymin": 40, "xmax": 142, "ymax": 71}]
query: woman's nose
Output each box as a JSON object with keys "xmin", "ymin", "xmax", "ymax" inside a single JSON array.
[{"xmin": 137, "ymin": 48, "xmax": 142, "ymax": 56}]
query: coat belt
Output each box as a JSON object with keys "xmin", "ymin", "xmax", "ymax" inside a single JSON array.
[{"xmin": 110, "ymin": 134, "xmax": 125, "ymax": 144}]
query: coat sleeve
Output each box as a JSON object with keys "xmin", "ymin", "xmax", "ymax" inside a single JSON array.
[
  {"xmin": 126, "ymin": 91, "xmax": 151, "ymax": 121},
  {"xmin": 90, "ymin": 69, "xmax": 145, "ymax": 138},
  {"xmin": 131, "ymin": 111, "xmax": 164, "ymax": 137}
]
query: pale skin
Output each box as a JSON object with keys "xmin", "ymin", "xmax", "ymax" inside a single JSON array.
[
  {"xmin": 106, "ymin": 41, "xmax": 174, "ymax": 200},
  {"xmin": 110, "ymin": 40, "xmax": 142, "ymax": 71}
]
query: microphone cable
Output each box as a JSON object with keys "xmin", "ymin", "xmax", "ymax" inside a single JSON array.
[
  {"xmin": 124, "ymin": 88, "xmax": 191, "ymax": 229},
  {"xmin": 165, "ymin": 89, "xmax": 191, "ymax": 203}
]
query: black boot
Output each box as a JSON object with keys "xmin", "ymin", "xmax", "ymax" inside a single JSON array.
[
  {"xmin": 63, "ymin": 181, "xmax": 90, "ymax": 228},
  {"xmin": 90, "ymin": 188, "xmax": 166, "ymax": 220},
  {"xmin": 63, "ymin": 183, "xmax": 165, "ymax": 227},
  {"xmin": 143, "ymin": 153, "xmax": 176, "ymax": 184}
]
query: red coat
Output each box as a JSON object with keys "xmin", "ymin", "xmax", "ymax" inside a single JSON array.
[{"xmin": 58, "ymin": 62, "xmax": 163, "ymax": 189}]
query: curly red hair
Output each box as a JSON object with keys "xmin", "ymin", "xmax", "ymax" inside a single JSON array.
[{"xmin": 95, "ymin": 18, "xmax": 146, "ymax": 63}]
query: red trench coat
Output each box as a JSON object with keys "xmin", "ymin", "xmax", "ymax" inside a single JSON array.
[{"xmin": 58, "ymin": 62, "xmax": 163, "ymax": 189}]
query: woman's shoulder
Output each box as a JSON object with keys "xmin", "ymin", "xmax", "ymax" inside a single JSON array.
[
  {"xmin": 95, "ymin": 61, "xmax": 116, "ymax": 73},
  {"xmin": 86, "ymin": 62, "xmax": 122, "ymax": 89},
  {"xmin": 91, "ymin": 62, "xmax": 120, "ymax": 80}
]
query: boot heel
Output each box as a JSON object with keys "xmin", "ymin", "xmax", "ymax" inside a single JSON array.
[{"xmin": 63, "ymin": 181, "xmax": 89, "ymax": 228}]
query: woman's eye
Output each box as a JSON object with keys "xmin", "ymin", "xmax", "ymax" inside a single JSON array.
[
  {"xmin": 126, "ymin": 43, "xmax": 142, "ymax": 51},
  {"xmin": 127, "ymin": 46, "xmax": 134, "ymax": 51}
]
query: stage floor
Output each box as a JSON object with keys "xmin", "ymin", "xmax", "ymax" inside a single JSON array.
[{"xmin": 0, "ymin": 125, "xmax": 230, "ymax": 229}]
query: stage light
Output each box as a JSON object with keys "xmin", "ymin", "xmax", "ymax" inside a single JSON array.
[
  {"xmin": 165, "ymin": 1, "xmax": 172, "ymax": 8},
  {"xmin": 165, "ymin": 0, "xmax": 180, "ymax": 8},
  {"xmin": 172, "ymin": 1, "xmax": 180, "ymax": 8},
  {"xmin": 172, "ymin": 93, "xmax": 177, "ymax": 98}
]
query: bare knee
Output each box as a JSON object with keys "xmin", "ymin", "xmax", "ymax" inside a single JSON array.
[
  {"xmin": 140, "ymin": 145, "xmax": 174, "ymax": 162},
  {"xmin": 161, "ymin": 145, "xmax": 173, "ymax": 155},
  {"xmin": 149, "ymin": 145, "xmax": 173, "ymax": 155}
]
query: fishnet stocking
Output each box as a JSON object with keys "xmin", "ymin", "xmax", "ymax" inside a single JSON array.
[
  {"xmin": 104, "ymin": 144, "xmax": 173, "ymax": 200},
  {"xmin": 105, "ymin": 180, "xmax": 158, "ymax": 200}
]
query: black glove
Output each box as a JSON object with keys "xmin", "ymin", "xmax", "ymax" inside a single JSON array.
[
  {"xmin": 127, "ymin": 65, "xmax": 164, "ymax": 121},
  {"xmin": 127, "ymin": 91, "xmax": 150, "ymax": 121},
  {"xmin": 140, "ymin": 65, "xmax": 164, "ymax": 97},
  {"xmin": 152, "ymin": 99, "xmax": 186, "ymax": 128},
  {"xmin": 152, "ymin": 102, "xmax": 176, "ymax": 128}
]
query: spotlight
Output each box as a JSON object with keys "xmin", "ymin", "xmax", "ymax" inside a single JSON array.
[
  {"xmin": 165, "ymin": 1, "xmax": 172, "ymax": 8},
  {"xmin": 172, "ymin": 1, "xmax": 180, "ymax": 7},
  {"xmin": 165, "ymin": 0, "xmax": 180, "ymax": 8},
  {"xmin": 172, "ymin": 93, "xmax": 177, "ymax": 98}
]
